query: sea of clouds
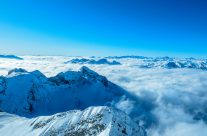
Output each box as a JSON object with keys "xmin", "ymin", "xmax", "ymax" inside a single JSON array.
[{"xmin": 0, "ymin": 56, "xmax": 207, "ymax": 136}]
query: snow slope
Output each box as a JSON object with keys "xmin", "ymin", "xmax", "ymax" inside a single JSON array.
[{"xmin": 0, "ymin": 106, "xmax": 145, "ymax": 136}]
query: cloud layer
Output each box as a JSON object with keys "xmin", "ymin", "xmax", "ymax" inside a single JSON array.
[{"xmin": 0, "ymin": 56, "xmax": 207, "ymax": 136}]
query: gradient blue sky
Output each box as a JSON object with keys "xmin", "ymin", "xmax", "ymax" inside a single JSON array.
[{"xmin": 0, "ymin": 0, "xmax": 207, "ymax": 57}]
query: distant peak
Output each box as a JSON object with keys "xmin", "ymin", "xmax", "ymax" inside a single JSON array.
[
  {"xmin": 30, "ymin": 70, "xmax": 46, "ymax": 78},
  {"xmin": 8, "ymin": 68, "xmax": 27, "ymax": 75}
]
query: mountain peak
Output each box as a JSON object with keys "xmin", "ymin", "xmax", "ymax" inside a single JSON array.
[
  {"xmin": 0, "ymin": 106, "xmax": 146, "ymax": 136},
  {"xmin": 8, "ymin": 68, "xmax": 27, "ymax": 75},
  {"xmin": 80, "ymin": 66, "xmax": 99, "ymax": 76}
]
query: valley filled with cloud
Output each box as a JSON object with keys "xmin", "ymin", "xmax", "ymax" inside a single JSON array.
[{"xmin": 0, "ymin": 56, "xmax": 206, "ymax": 136}]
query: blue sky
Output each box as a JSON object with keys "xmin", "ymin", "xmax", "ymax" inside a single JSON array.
[{"xmin": 0, "ymin": 0, "xmax": 207, "ymax": 57}]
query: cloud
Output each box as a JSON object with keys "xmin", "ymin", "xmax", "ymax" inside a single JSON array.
[
  {"xmin": 0, "ymin": 56, "xmax": 207, "ymax": 135},
  {"xmin": 150, "ymin": 121, "xmax": 207, "ymax": 136}
]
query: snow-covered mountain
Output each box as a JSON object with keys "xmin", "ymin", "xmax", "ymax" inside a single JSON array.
[
  {"xmin": 0, "ymin": 55, "xmax": 23, "ymax": 60},
  {"xmin": 0, "ymin": 106, "xmax": 145, "ymax": 136},
  {"xmin": 0, "ymin": 66, "xmax": 127, "ymax": 116},
  {"xmin": 66, "ymin": 58, "xmax": 121, "ymax": 65},
  {"xmin": 0, "ymin": 66, "xmax": 146, "ymax": 135}
]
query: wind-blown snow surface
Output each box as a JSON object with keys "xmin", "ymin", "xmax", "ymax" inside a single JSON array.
[
  {"xmin": 0, "ymin": 56, "xmax": 207, "ymax": 136},
  {"xmin": 0, "ymin": 106, "xmax": 145, "ymax": 136}
]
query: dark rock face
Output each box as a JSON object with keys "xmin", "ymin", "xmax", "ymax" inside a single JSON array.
[
  {"xmin": 165, "ymin": 62, "xmax": 180, "ymax": 69},
  {"xmin": 0, "ymin": 77, "xmax": 7, "ymax": 95}
]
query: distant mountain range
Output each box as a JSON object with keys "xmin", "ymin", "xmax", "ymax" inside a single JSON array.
[
  {"xmin": 65, "ymin": 58, "xmax": 121, "ymax": 65},
  {"xmin": 105, "ymin": 55, "xmax": 207, "ymax": 70},
  {"xmin": 105, "ymin": 55, "xmax": 150, "ymax": 59},
  {"xmin": 138, "ymin": 57, "xmax": 207, "ymax": 70},
  {"xmin": 0, "ymin": 55, "xmax": 23, "ymax": 60}
]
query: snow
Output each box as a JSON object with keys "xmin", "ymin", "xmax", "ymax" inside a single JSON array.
[{"xmin": 0, "ymin": 106, "xmax": 145, "ymax": 136}]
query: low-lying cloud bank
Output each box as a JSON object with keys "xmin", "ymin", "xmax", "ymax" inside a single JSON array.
[
  {"xmin": 0, "ymin": 56, "xmax": 207, "ymax": 136},
  {"xmin": 101, "ymin": 68, "xmax": 207, "ymax": 136}
]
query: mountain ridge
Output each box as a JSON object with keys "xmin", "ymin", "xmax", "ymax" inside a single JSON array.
[
  {"xmin": 0, "ymin": 106, "xmax": 146, "ymax": 136},
  {"xmin": 0, "ymin": 67, "xmax": 136, "ymax": 117}
]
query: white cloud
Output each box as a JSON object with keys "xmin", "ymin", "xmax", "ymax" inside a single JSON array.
[{"xmin": 0, "ymin": 56, "xmax": 207, "ymax": 135}]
